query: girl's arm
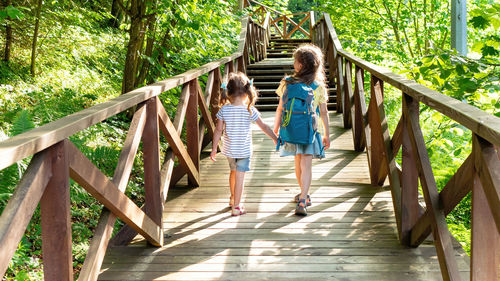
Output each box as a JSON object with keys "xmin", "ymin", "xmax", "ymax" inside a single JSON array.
[
  {"xmin": 256, "ymin": 117, "xmax": 278, "ymax": 145},
  {"xmin": 273, "ymin": 98, "xmax": 283, "ymax": 135},
  {"xmin": 210, "ymin": 119, "xmax": 224, "ymax": 161},
  {"xmin": 319, "ymin": 103, "xmax": 330, "ymax": 149}
]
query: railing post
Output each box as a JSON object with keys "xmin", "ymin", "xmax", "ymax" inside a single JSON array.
[
  {"xmin": 471, "ymin": 134, "xmax": 500, "ymax": 280},
  {"xmin": 237, "ymin": 56, "xmax": 246, "ymax": 73},
  {"xmin": 323, "ymin": 19, "xmax": 328, "ymax": 51},
  {"xmin": 309, "ymin": 11, "xmax": 315, "ymax": 37},
  {"xmin": 401, "ymin": 93, "xmax": 420, "ymax": 246},
  {"xmin": 471, "ymin": 172, "xmax": 500, "ymax": 280},
  {"xmin": 335, "ymin": 52, "xmax": 344, "ymax": 114},
  {"xmin": 210, "ymin": 68, "xmax": 222, "ymax": 120},
  {"xmin": 187, "ymin": 79, "xmax": 200, "ymax": 187},
  {"xmin": 368, "ymin": 75, "xmax": 387, "ymax": 186},
  {"xmin": 343, "ymin": 58, "xmax": 354, "ymax": 129},
  {"xmin": 353, "ymin": 65, "xmax": 366, "ymax": 151},
  {"xmin": 283, "ymin": 16, "xmax": 287, "ymax": 39},
  {"xmin": 143, "ymin": 97, "xmax": 163, "ymax": 230},
  {"xmin": 40, "ymin": 140, "xmax": 73, "ymax": 280}
]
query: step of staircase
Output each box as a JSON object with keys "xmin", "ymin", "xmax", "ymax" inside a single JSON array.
[{"xmin": 249, "ymin": 38, "xmax": 337, "ymax": 112}]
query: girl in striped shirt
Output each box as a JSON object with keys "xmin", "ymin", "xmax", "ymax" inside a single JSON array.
[{"xmin": 211, "ymin": 72, "xmax": 278, "ymax": 216}]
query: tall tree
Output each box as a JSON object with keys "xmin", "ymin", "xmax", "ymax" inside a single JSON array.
[
  {"xmin": 117, "ymin": 0, "xmax": 154, "ymax": 94},
  {"xmin": 110, "ymin": 0, "xmax": 122, "ymax": 28},
  {"xmin": 30, "ymin": 0, "xmax": 43, "ymax": 76},
  {"xmin": 2, "ymin": 0, "xmax": 12, "ymax": 62}
]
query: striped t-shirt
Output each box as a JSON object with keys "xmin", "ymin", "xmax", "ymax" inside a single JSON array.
[{"xmin": 216, "ymin": 105, "xmax": 260, "ymax": 158}]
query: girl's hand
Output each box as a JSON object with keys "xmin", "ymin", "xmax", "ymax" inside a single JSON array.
[
  {"xmin": 273, "ymin": 127, "xmax": 279, "ymax": 135},
  {"xmin": 323, "ymin": 136, "xmax": 330, "ymax": 149},
  {"xmin": 210, "ymin": 150, "xmax": 217, "ymax": 161}
]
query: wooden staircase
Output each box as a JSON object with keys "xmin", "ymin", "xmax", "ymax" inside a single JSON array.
[{"xmin": 249, "ymin": 35, "xmax": 337, "ymax": 111}]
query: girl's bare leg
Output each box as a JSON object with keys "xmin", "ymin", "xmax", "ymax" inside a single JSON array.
[
  {"xmin": 294, "ymin": 154, "xmax": 302, "ymax": 189},
  {"xmin": 300, "ymin": 154, "xmax": 313, "ymax": 201},
  {"xmin": 229, "ymin": 171, "xmax": 236, "ymax": 205},
  {"xmin": 233, "ymin": 171, "xmax": 246, "ymax": 206}
]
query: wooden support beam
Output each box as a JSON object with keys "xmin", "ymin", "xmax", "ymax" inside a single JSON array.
[
  {"xmin": 335, "ymin": 53, "xmax": 344, "ymax": 114},
  {"xmin": 286, "ymin": 14, "xmax": 310, "ymax": 39},
  {"xmin": 113, "ymin": 103, "xmax": 147, "ymax": 192},
  {"xmin": 78, "ymin": 104, "xmax": 146, "ymax": 281},
  {"xmin": 157, "ymin": 102, "xmax": 200, "ymax": 186},
  {"xmin": 210, "ymin": 68, "xmax": 223, "ymax": 121},
  {"xmin": 369, "ymin": 76, "xmax": 402, "ymax": 239},
  {"xmin": 472, "ymin": 134, "xmax": 500, "ymax": 233},
  {"xmin": 377, "ymin": 117, "xmax": 404, "ymax": 186},
  {"xmin": 40, "ymin": 140, "xmax": 73, "ymax": 280},
  {"xmin": 471, "ymin": 173, "xmax": 500, "ymax": 280},
  {"xmin": 67, "ymin": 141, "xmax": 163, "ymax": 247},
  {"xmin": 187, "ymin": 79, "xmax": 200, "ymax": 187},
  {"xmin": 197, "ymin": 79, "xmax": 216, "ymax": 152},
  {"xmin": 367, "ymin": 76, "xmax": 388, "ymax": 186},
  {"xmin": 198, "ymin": 81, "xmax": 216, "ymax": 139},
  {"xmin": 405, "ymin": 94, "xmax": 461, "ymax": 281},
  {"xmin": 326, "ymin": 40, "xmax": 336, "ymax": 88},
  {"xmin": 143, "ymin": 97, "xmax": 163, "ymax": 226},
  {"xmin": 173, "ymin": 83, "xmax": 191, "ymax": 135},
  {"xmin": 0, "ymin": 150, "xmax": 51, "ymax": 277},
  {"xmin": 237, "ymin": 56, "xmax": 246, "ymax": 73},
  {"xmin": 410, "ymin": 155, "xmax": 474, "ymax": 246},
  {"xmin": 400, "ymin": 94, "xmax": 420, "ymax": 246},
  {"xmin": 343, "ymin": 59, "xmax": 354, "ymax": 129},
  {"xmin": 353, "ymin": 65, "xmax": 366, "ymax": 152}
]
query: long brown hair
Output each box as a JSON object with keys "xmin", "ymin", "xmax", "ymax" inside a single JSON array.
[
  {"xmin": 220, "ymin": 72, "xmax": 258, "ymax": 113},
  {"xmin": 289, "ymin": 44, "xmax": 326, "ymax": 88}
]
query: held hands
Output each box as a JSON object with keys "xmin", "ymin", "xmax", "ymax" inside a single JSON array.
[{"xmin": 273, "ymin": 126, "xmax": 279, "ymax": 136}]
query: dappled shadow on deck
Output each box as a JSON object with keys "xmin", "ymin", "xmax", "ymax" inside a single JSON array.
[{"xmin": 98, "ymin": 112, "xmax": 470, "ymax": 281}]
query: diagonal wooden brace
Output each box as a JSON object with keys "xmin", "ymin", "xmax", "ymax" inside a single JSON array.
[
  {"xmin": 157, "ymin": 102, "xmax": 200, "ymax": 186},
  {"xmin": 66, "ymin": 141, "xmax": 163, "ymax": 247}
]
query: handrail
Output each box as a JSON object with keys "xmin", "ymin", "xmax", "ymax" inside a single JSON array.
[
  {"xmin": 313, "ymin": 12, "xmax": 500, "ymax": 281},
  {"xmin": 0, "ymin": 14, "xmax": 270, "ymax": 280},
  {"xmin": 339, "ymin": 49, "xmax": 500, "ymax": 146},
  {"xmin": 250, "ymin": 0, "xmax": 311, "ymax": 39},
  {"xmin": 249, "ymin": 0, "xmax": 284, "ymax": 16}
]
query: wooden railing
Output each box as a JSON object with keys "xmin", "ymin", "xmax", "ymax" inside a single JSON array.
[
  {"xmin": 249, "ymin": 0, "xmax": 313, "ymax": 39},
  {"xmin": 0, "ymin": 15, "xmax": 270, "ymax": 280},
  {"xmin": 312, "ymin": 13, "xmax": 500, "ymax": 281}
]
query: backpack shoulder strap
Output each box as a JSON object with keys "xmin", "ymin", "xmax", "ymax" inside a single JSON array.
[{"xmin": 309, "ymin": 81, "xmax": 319, "ymax": 91}]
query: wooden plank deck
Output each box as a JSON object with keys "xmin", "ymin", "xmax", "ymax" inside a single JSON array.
[{"xmin": 98, "ymin": 112, "xmax": 470, "ymax": 281}]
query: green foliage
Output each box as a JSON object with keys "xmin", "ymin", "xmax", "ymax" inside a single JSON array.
[
  {"xmin": 0, "ymin": 0, "xmax": 241, "ymax": 278},
  {"xmin": 310, "ymin": 0, "xmax": 500, "ymax": 256},
  {"xmin": 0, "ymin": 5, "xmax": 25, "ymax": 22},
  {"xmin": 10, "ymin": 110, "xmax": 35, "ymax": 136},
  {"xmin": 288, "ymin": 0, "xmax": 317, "ymax": 13}
]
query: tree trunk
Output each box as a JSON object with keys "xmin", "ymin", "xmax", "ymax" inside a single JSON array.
[
  {"xmin": 111, "ymin": 0, "xmax": 121, "ymax": 28},
  {"xmin": 121, "ymin": 0, "xmax": 146, "ymax": 94},
  {"xmin": 408, "ymin": 0, "xmax": 422, "ymax": 56},
  {"xmin": 382, "ymin": 2, "xmax": 406, "ymax": 57},
  {"xmin": 30, "ymin": 0, "xmax": 43, "ymax": 76},
  {"xmin": 2, "ymin": 0, "xmax": 12, "ymax": 62},
  {"xmin": 135, "ymin": 16, "xmax": 156, "ymax": 87}
]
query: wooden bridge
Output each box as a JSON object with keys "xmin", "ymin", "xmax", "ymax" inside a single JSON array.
[{"xmin": 0, "ymin": 1, "xmax": 499, "ymax": 280}]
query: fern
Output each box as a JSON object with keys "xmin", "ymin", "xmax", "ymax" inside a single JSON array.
[{"xmin": 10, "ymin": 110, "xmax": 35, "ymax": 137}]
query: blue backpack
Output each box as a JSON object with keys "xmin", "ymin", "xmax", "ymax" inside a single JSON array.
[{"xmin": 277, "ymin": 78, "xmax": 320, "ymax": 148}]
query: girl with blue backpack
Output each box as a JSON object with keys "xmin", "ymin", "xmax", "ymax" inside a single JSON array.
[
  {"xmin": 211, "ymin": 72, "xmax": 278, "ymax": 216},
  {"xmin": 273, "ymin": 44, "xmax": 331, "ymax": 216}
]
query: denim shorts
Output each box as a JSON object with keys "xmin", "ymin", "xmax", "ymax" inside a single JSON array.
[{"xmin": 227, "ymin": 157, "xmax": 251, "ymax": 172}]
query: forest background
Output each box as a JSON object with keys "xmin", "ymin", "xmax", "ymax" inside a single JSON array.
[{"xmin": 0, "ymin": 0, "xmax": 498, "ymax": 279}]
